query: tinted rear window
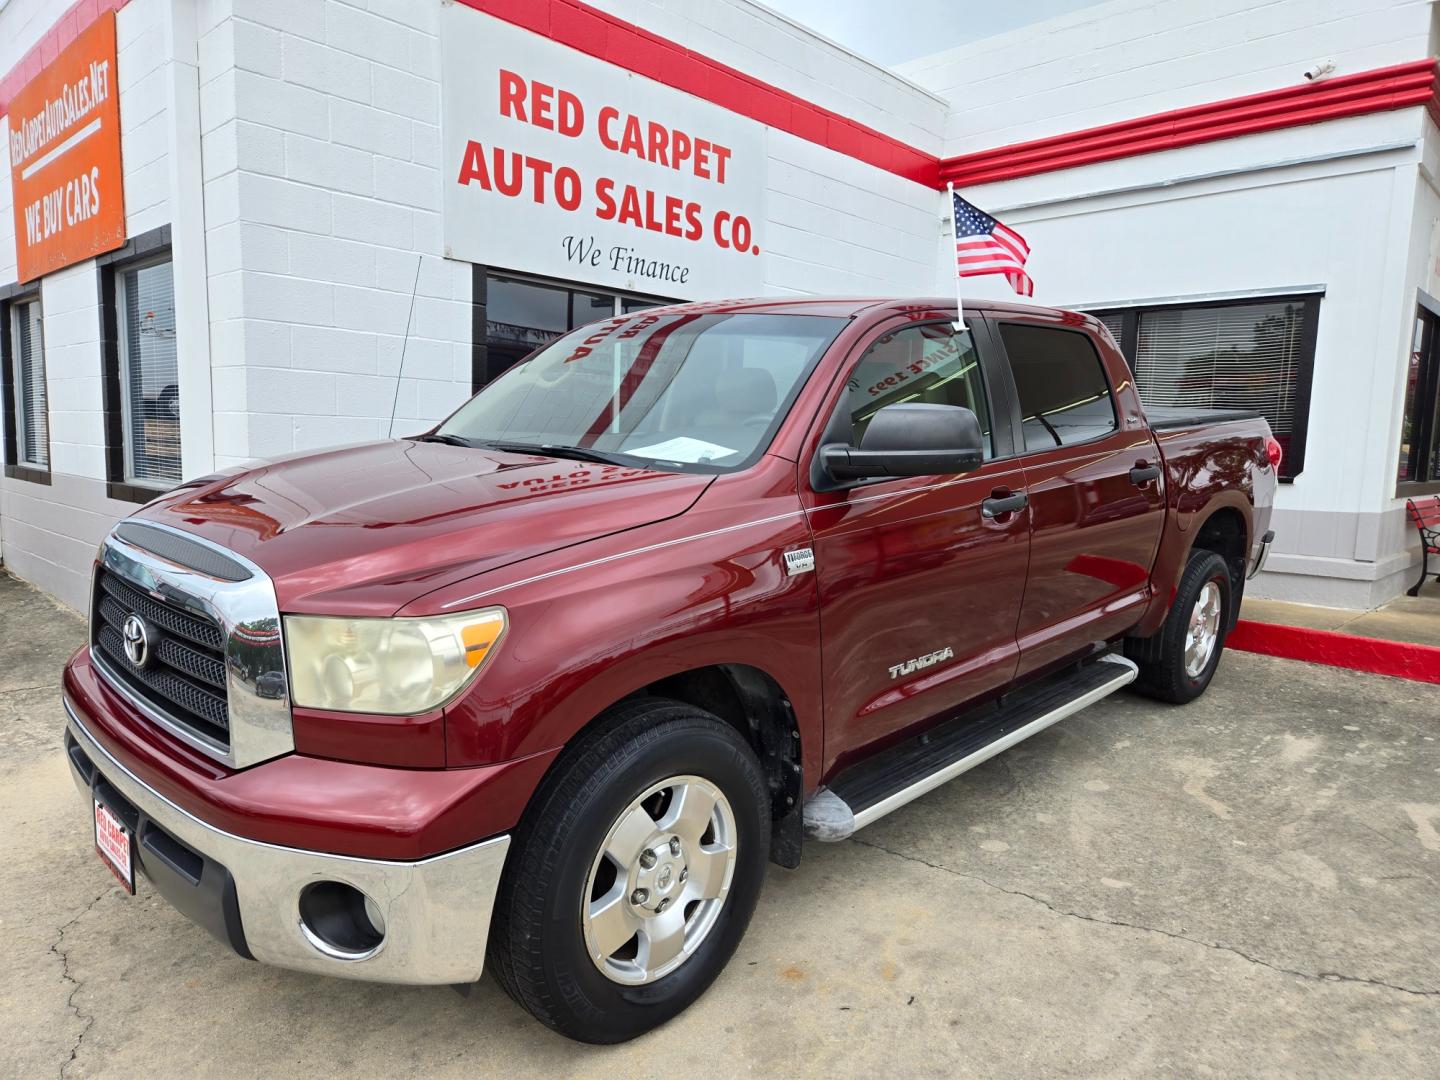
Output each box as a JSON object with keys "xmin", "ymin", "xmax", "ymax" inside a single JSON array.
[{"xmin": 999, "ymin": 323, "xmax": 1118, "ymax": 451}]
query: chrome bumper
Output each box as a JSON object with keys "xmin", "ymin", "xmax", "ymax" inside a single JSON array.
[
  {"xmin": 1248, "ymin": 529, "xmax": 1276, "ymax": 580},
  {"xmin": 65, "ymin": 699, "xmax": 510, "ymax": 985}
]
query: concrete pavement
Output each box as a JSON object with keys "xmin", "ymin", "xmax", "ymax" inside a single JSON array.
[{"xmin": 2, "ymin": 570, "xmax": 1438, "ymax": 1078}]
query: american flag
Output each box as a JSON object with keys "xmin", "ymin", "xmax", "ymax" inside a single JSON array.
[{"xmin": 952, "ymin": 189, "xmax": 1033, "ymax": 297}]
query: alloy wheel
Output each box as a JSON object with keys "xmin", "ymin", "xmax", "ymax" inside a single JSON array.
[
  {"xmin": 1183, "ymin": 580, "xmax": 1223, "ymax": 678},
  {"xmin": 581, "ymin": 775, "xmax": 738, "ymax": 985}
]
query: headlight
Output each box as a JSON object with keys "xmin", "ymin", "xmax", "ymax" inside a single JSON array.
[{"xmin": 284, "ymin": 608, "xmax": 506, "ymax": 715}]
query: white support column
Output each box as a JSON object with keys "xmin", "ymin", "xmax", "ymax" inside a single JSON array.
[{"xmin": 163, "ymin": 0, "xmax": 216, "ymax": 481}]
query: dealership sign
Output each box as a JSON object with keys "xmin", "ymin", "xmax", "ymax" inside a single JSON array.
[
  {"xmin": 7, "ymin": 11, "xmax": 126, "ymax": 283},
  {"xmin": 441, "ymin": 6, "xmax": 765, "ymax": 298}
]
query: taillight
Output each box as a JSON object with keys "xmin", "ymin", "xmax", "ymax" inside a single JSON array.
[{"xmin": 1264, "ymin": 436, "xmax": 1283, "ymax": 472}]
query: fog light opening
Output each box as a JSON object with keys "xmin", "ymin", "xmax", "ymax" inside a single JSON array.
[{"xmin": 297, "ymin": 881, "xmax": 386, "ymax": 961}]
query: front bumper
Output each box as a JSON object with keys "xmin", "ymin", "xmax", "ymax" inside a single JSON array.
[{"xmin": 65, "ymin": 698, "xmax": 510, "ymax": 985}]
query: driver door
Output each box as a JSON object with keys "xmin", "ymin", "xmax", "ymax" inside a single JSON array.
[{"xmin": 800, "ymin": 318, "xmax": 1031, "ymax": 773}]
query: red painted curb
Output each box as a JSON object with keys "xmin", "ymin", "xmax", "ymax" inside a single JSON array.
[{"xmin": 1227, "ymin": 619, "xmax": 1440, "ymax": 685}]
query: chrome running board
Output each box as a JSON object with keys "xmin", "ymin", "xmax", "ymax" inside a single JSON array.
[{"xmin": 804, "ymin": 654, "xmax": 1138, "ymax": 842}]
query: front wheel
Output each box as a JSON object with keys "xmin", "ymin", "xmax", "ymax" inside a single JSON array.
[
  {"xmin": 1128, "ymin": 549, "xmax": 1234, "ymax": 703},
  {"xmin": 487, "ymin": 698, "xmax": 770, "ymax": 1043}
]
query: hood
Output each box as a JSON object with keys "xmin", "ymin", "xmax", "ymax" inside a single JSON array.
[{"xmin": 138, "ymin": 440, "xmax": 711, "ymax": 614}]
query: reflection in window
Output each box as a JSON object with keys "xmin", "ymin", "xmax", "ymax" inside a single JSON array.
[
  {"xmin": 1400, "ymin": 306, "xmax": 1440, "ymax": 484},
  {"xmin": 444, "ymin": 313, "xmax": 844, "ymax": 472},
  {"xmin": 845, "ymin": 324, "xmax": 993, "ymax": 456},
  {"xmin": 10, "ymin": 297, "xmax": 48, "ymax": 468},
  {"xmin": 999, "ymin": 323, "xmax": 1117, "ymax": 450},
  {"xmin": 481, "ymin": 274, "xmax": 671, "ymax": 386},
  {"xmin": 119, "ymin": 259, "xmax": 180, "ymax": 487}
]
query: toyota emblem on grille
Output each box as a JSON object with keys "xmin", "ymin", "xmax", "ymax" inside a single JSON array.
[{"xmin": 122, "ymin": 614, "xmax": 151, "ymax": 668}]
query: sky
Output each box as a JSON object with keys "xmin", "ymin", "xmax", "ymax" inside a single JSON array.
[{"xmin": 760, "ymin": 0, "xmax": 1100, "ymax": 67}]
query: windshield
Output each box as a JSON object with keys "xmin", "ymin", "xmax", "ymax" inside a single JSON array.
[{"xmin": 436, "ymin": 312, "xmax": 846, "ymax": 472}]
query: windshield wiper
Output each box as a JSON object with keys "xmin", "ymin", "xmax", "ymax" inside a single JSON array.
[
  {"xmin": 484, "ymin": 440, "xmax": 637, "ymax": 466},
  {"xmin": 413, "ymin": 432, "xmax": 476, "ymax": 447}
]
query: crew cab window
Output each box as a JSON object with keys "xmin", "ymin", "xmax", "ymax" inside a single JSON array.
[
  {"xmin": 845, "ymin": 324, "xmax": 994, "ymax": 457},
  {"xmin": 999, "ymin": 323, "xmax": 1118, "ymax": 451}
]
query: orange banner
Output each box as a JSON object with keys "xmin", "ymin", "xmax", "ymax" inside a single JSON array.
[{"xmin": 7, "ymin": 11, "xmax": 126, "ymax": 283}]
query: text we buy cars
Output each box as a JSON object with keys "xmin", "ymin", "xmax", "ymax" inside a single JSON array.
[
  {"xmin": 6, "ymin": 11, "xmax": 128, "ymax": 283},
  {"xmin": 454, "ymin": 69, "xmax": 760, "ymax": 284}
]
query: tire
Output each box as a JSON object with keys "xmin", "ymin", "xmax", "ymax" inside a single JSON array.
[
  {"xmin": 487, "ymin": 697, "xmax": 770, "ymax": 1043},
  {"xmin": 1128, "ymin": 549, "xmax": 1233, "ymax": 704}
]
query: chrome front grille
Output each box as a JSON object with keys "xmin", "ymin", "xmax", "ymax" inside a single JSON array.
[
  {"xmin": 89, "ymin": 521, "xmax": 294, "ymax": 770},
  {"xmin": 96, "ymin": 574, "xmax": 224, "ymax": 650},
  {"xmin": 93, "ymin": 568, "xmax": 231, "ymax": 745}
]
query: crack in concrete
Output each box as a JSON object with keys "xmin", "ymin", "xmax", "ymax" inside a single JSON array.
[
  {"xmin": 1, "ymin": 682, "xmax": 60, "ymax": 695},
  {"xmin": 50, "ymin": 889, "xmax": 107, "ymax": 1079},
  {"xmin": 852, "ymin": 837, "xmax": 1440, "ymax": 999}
]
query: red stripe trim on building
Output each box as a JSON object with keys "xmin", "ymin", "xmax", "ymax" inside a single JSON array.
[
  {"xmin": 0, "ymin": 0, "xmax": 130, "ymax": 116},
  {"xmin": 1227, "ymin": 619, "xmax": 1440, "ymax": 685},
  {"xmin": 940, "ymin": 59, "xmax": 1440, "ymax": 187},
  {"xmin": 455, "ymin": 0, "xmax": 942, "ymax": 186}
]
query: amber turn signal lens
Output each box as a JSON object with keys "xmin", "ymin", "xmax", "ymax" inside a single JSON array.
[{"xmin": 462, "ymin": 620, "xmax": 501, "ymax": 668}]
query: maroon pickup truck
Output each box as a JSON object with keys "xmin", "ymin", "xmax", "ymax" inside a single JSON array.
[{"xmin": 63, "ymin": 297, "xmax": 1277, "ymax": 1042}]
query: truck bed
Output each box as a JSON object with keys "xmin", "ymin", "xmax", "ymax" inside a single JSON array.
[{"xmin": 1143, "ymin": 405, "xmax": 1263, "ymax": 431}]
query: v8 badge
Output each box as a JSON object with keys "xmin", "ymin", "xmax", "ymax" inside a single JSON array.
[{"xmin": 783, "ymin": 548, "xmax": 815, "ymax": 576}]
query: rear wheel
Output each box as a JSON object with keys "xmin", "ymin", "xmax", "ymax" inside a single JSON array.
[
  {"xmin": 487, "ymin": 698, "xmax": 769, "ymax": 1043},
  {"xmin": 1129, "ymin": 549, "xmax": 1233, "ymax": 703}
]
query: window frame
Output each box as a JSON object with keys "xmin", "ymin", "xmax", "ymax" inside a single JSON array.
[
  {"xmin": 988, "ymin": 316, "xmax": 1122, "ymax": 457},
  {"xmin": 1086, "ymin": 292, "xmax": 1320, "ymax": 482},
  {"xmin": 97, "ymin": 224, "xmax": 175, "ymax": 503},
  {"xmin": 470, "ymin": 266, "xmax": 674, "ymax": 390},
  {"xmin": 1397, "ymin": 291, "xmax": 1440, "ymax": 496},
  {"xmin": 0, "ymin": 284, "xmax": 51, "ymax": 485}
]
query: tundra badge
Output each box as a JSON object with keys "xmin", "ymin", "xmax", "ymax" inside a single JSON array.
[
  {"xmin": 783, "ymin": 548, "xmax": 815, "ymax": 575},
  {"xmin": 889, "ymin": 646, "xmax": 954, "ymax": 679}
]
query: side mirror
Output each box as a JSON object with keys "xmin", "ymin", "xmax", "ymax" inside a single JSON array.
[{"xmin": 822, "ymin": 403, "xmax": 984, "ymax": 482}]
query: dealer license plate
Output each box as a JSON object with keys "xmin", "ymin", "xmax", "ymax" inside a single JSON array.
[{"xmin": 93, "ymin": 799, "xmax": 135, "ymax": 895}]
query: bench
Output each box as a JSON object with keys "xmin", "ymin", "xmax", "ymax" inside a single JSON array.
[{"xmin": 1406, "ymin": 496, "xmax": 1440, "ymax": 597}]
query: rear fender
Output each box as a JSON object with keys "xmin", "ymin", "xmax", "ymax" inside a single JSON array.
[{"xmin": 1136, "ymin": 427, "xmax": 1265, "ymax": 638}]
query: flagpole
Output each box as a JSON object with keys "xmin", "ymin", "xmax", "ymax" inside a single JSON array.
[{"xmin": 947, "ymin": 182, "xmax": 966, "ymax": 333}]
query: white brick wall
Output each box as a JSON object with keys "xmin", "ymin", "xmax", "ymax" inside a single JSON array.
[
  {"xmin": 200, "ymin": 0, "xmax": 472, "ymax": 465},
  {"xmin": 37, "ymin": 262, "xmax": 109, "ymax": 480},
  {"xmin": 117, "ymin": 0, "xmax": 171, "ymax": 232},
  {"xmin": 1, "ymin": 0, "xmax": 184, "ymax": 601},
  {"xmin": 902, "ymin": 0, "xmax": 1435, "ymax": 155}
]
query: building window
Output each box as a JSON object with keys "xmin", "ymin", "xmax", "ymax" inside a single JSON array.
[
  {"xmin": 998, "ymin": 322, "xmax": 1118, "ymax": 451},
  {"xmin": 1399, "ymin": 302, "xmax": 1440, "ymax": 488},
  {"xmin": 115, "ymin": 256, "xmax": 180, "ymax": 489},
  {"xmin": 12, "ymin": 297, "xmax": 48, "ymax": 467},
  {"xmin": 474, "ymin": 270, "xmax": 669, "ymax": 388},
  {"xmin": 1088, "ymin": 295, "xmax": 1319, "ymax": 480},
  {"xmin": 1, "ymin": 293, "xmax": 50, "ymax": 481}
]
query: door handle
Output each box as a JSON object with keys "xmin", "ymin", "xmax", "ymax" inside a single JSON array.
[
  {"xmin": 982, "ymin": 491, "xmax": 1029, "ymax": 518},
  {"xmin": 1129, "ymin": 464, "xmax": 1162, "ymax": 485}
]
